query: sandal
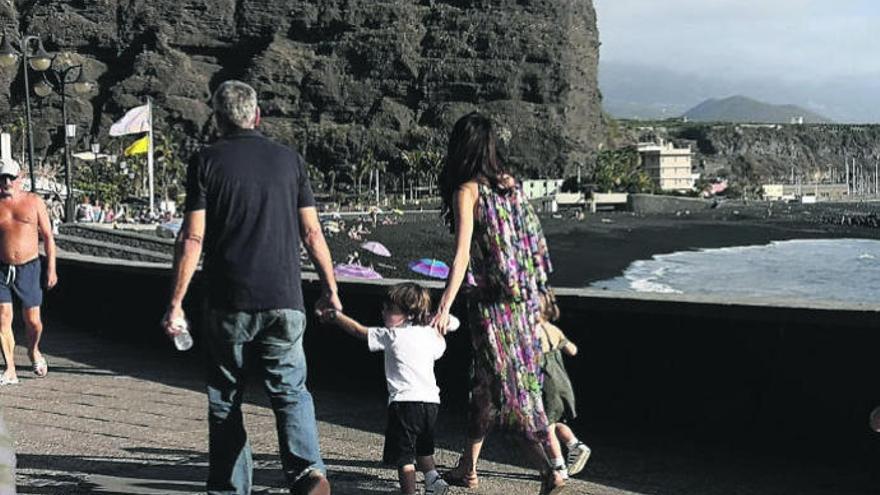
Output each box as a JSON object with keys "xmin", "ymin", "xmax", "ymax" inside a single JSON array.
[
  {"xmin": 33, "ymin": 357, "xmax": 48, "ymax": 378},
  {"xmin": 0, "ymin": 375, "xmax": 19, "ymax": 386},
  {"xmin": 444, "ymin": 459, "xmax": 478, "ymax": 489}
]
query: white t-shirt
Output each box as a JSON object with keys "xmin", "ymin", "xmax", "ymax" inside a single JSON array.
[{"xmin": 367, "ymin": 323, "xmax": 447, "ymax": 405}]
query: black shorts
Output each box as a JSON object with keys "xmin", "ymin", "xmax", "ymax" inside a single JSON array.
[{"xmin": 382, "ymin": 402, "xmax": 440, "ymax": 467}]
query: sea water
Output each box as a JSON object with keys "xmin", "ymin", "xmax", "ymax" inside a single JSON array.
[{"xmin": 591, "ymin": 238, "xmax": 880, "ymax": 304}]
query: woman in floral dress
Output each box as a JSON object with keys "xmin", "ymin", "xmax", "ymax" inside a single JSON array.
[{"xmin": 432, "ymin": 112, "xmax": 565, "ymax": 494}]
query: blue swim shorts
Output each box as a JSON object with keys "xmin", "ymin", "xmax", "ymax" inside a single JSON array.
[{"xmin": 0, "ymin": 258, "xmax": 43, "ymax": 308}]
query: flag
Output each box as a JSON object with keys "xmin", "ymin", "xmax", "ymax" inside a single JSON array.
[
  {"xmin": 110, "ymin": 104, "xmax": 151, "ymax": 136},
  {"xmin": 124, "ymin": 135, "xmax": 150, "ymax": 156}
]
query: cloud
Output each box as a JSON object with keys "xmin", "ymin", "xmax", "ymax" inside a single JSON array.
[{"xmin": 595, "ymin": 0, "xmax": 880, "ymax": 81}]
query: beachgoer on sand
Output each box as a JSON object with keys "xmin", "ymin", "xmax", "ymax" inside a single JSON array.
[
  {"xmin": 0, "ymin": 157, "xmax": 57, "ymax": 386},
  {"xmin": 162, "ymin": 80, "xmax": 339, "ymax": 495},
  {"xmin": 536, "ymin": 290, "xmax": 591, "ymax": 479},
  {"xmin": 432, "ymin": 112, "xmax": 566, "ymax": 494},
  {"xmin": 320, "ymin": 282, "xmax": 458, "ymax": 495}
]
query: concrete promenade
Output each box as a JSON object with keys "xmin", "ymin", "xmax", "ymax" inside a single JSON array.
[{"xmin": 1, "ymin": 319, "xmax": 876, "ymax": 494}]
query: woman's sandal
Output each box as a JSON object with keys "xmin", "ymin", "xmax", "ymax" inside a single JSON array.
[{"xmin": 444, "ymin": 460, "xmax": 478, "ymax": 489}]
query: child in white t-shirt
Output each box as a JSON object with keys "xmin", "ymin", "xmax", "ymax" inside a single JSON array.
[{"xmin": 322, "ymin": 282, "xmax": 457, "ymax": 495}]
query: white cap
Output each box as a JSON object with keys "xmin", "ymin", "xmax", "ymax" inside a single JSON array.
[{"xmin": 0, "ymin": 158, "xmax": 20, "ymax": 177}]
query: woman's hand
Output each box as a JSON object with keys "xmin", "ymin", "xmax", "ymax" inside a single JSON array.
[{"xmin": 431, "ymin": 306, "xmax": 451, "ymax": 335}]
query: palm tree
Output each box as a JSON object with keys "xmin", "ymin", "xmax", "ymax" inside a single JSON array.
[{"xmin": 354, "ymin": 151, "xmax": 375, "ymax": 197}]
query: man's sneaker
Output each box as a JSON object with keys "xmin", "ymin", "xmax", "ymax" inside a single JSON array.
[
  {"xmin": 566, "ymin": 442, "xmax": 591, "ymax": 476},
  {"xmin": 425, "ymin": 476, "xmax": 449, "ymax": 495},
  {"xmin": 290, "ymin": 469, "xmax": 330, "ymax": 495}
]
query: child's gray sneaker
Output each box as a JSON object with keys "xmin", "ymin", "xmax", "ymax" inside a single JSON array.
[
  {"xmin": 425, "ymin": 477, "xmax": 449, "ymax": 495},
  {"xmin": 566, "ymin": 442, "xmax": 591, "ymax": 476}
]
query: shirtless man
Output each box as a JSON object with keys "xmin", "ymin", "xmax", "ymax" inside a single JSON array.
[{"xmin": 0, "ymin": 158, "xmax": 57, "ymax": 385}]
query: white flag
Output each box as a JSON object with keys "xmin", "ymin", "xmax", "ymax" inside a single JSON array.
[{"xmin": 109, "ymin": 104, "xmax": 151, "ymax": 136}]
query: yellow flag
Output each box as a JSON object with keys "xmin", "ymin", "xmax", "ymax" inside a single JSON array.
[{"xmin": 124, "ymin": 135, "xmax": 149, "ymax": 156}]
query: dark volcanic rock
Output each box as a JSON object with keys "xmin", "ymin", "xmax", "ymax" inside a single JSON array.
[{"xmin": 1, "ymin": 0, "xmax": 603, "ymax": 180}]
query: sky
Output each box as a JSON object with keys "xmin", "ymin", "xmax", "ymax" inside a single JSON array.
[{"xmin": 594, "ymin": 0, "xmax": 880, "ymax": 84}]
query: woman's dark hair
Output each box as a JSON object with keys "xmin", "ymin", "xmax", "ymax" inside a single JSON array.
[{"xmin": 439, "ymin": 112, "xmax": 507, "ymax": 230}]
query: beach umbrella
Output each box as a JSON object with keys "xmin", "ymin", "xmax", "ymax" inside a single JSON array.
[
  {"xmin": 361, "ymin": 241, "xmax": 392, "ymax": 257},
  {"xmin": 334, "ymin": 263, "xmax": 383, "ymax": 280},
  {"xmin": 409, "ymin": 258, "xmax": 449, "ymax": 279}
]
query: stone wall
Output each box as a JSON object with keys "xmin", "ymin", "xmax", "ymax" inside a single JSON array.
[
  {"xmin": 0, "ymin": 0, "xmax": 603, "ymax": 181},
  {"xmin": 627, "ymin": 193, "xmax": 712, "ymax": 215},
  {"xmin": 47, "ymin": 258, "xmax": 880, "ymax": 452}
]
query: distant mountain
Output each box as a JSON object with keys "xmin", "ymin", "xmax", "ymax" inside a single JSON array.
[
  {"xmin": 599, "ymin": 61, "xmax": 880, "ymax": 123},
  {"xmin": 682, "ymin": 96, "xmax": 833, "ymax": 124}
]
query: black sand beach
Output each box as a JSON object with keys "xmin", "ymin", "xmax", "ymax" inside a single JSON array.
[{"xmin": 324, "ymin": 201, "xmax": 880, "ymax": 287}]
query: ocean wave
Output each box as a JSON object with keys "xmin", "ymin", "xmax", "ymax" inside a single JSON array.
[{"xmin": 591, "ymin": 238, "xmax": 880, "ymax": 304}]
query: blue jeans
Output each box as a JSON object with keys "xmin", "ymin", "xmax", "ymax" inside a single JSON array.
[{"xmin": 205, "ymin": 308, "xmax": 324, "ymax": 495}]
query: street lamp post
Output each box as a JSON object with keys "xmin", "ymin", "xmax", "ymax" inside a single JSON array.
[
  {"xmin": 0, "ymin": 33, "xmax": 53, "ymax": 191},
  {"xmin": 33, "ymin": 56, "xmax": 93, "ymax": 221},
  {"xmin": 0, "ymin": 34, "xmax": 93, "ymax": 221}
]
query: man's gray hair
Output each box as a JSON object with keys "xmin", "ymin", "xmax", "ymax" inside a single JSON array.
[{"xmin": 212, "ymin": 80, "xmax": 258, "ymax": 130}]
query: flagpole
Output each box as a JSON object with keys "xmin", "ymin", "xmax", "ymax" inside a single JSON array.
[{"xmin": 147, "ymin": 96, "xmax": 155, "ymax": 217}]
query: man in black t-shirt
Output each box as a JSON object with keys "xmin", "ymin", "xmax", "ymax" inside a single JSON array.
[{"xmin": 162, "ymin": 80, "xmax": 339, "ymax": 495}]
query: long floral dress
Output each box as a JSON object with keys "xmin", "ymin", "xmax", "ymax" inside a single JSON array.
[{"xmin": 466, "ymin": 182, "xmax": 553, "ymax": 444}]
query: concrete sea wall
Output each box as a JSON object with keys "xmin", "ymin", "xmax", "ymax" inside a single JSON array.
[{"xmin": 47, "ymin": 254, "xmax": 880, "ymax": 453}]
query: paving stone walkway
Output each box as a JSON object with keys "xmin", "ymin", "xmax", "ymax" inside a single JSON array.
[{"xmin": 0, "ymin": 320, "xmax": 875, "ymax": 494}]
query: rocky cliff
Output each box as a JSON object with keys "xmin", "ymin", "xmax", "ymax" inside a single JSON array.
[{"xmin": 0, "ymin": 0, "xmax": 603, "ymax": 184}]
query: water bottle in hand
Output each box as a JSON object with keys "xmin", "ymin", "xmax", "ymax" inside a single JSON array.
[{"xmin": 171, "ymin": 317, "xmax": 193, "ymax": 351}]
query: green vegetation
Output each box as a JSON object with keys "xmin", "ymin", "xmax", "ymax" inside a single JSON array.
[{"xmin": 592, "ymin": 146, "xmax": 654, "ymax": 194}]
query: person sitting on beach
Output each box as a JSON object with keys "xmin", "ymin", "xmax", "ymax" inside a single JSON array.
[
  {"xmin": 320, "ymin": 282, "xmax": 456, "ymax": 495},
  {"xmin": 537, "ymin": 290, "xmax": 591, "ymax": 479},
  {"xmin": 346, "ymin": 250, "xmax": 360, "ymax": 265}
]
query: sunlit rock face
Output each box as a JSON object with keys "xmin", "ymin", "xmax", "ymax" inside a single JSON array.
[{"xmin": 1, "ymin": 0, "xmax": 603, "ymax": 177}]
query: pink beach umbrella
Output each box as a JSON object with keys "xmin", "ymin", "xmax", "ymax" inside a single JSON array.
[
  {"xmin": 334, "ymin": 263, "xmax": 383, "ymax": 280},
  {"xmin": 360, "ymin": 241, "xmax": 392, "ymax": 257},
  {"xmin": 409, "ymin": 258, "xmax": 449, "ymax": 279}
]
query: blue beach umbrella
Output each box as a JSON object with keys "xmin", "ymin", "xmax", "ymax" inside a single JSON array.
[{"xmin": 409, "ymin": 258, "xmax": 449, "ymax": 279}]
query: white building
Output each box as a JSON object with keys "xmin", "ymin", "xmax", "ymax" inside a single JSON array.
[
  {"xmin": 522, "ymin": 179, "xmax": 564, "ymax": 200},
  {"xmin": 637, "ymin": 140, "xmax": 696, "ymax": 192}
]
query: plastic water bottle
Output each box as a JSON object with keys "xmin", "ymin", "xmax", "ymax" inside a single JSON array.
[
  {"xmin": 171, "ymin": 317, "xmax": 193, "ymax": 351},
  {"xmin": 446, "ymin": 314, "xmax": 461, "ymax": 333}
]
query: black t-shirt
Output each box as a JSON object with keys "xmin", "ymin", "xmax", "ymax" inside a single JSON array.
[{"xmin": 185, "ymin": 129, "xmax": 316, "ymax": 311}]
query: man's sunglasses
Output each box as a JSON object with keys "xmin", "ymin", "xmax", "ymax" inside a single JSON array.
[{"xmin": 0, "ymin": 175, "xmax": 16, "ymax": 182}]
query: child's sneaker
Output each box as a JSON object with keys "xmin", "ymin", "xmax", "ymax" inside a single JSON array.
[
  {"xmin": 566, "ymin": 442, "xmax": 591, "ymax": 476},
  {"xmin": 556, "ymin": 464, "xmax": 570, "ymax": 481},
  {"xmin": 425, "ymin": 477, "xmax": 449, "ymax": 495}
]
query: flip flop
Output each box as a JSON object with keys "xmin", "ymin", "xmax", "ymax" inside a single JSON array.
[
  {"xmin": 33, "ymin": 357, "xmax": 48, "ymax": 378},
  {"xmin": 0, "ymin": 375, "xmax": 19, "ymax": 386}
]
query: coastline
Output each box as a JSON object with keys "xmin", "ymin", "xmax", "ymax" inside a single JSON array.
[{"xmin": 324, "ymin": 201, "xmax": 880, "ymax": 288}]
